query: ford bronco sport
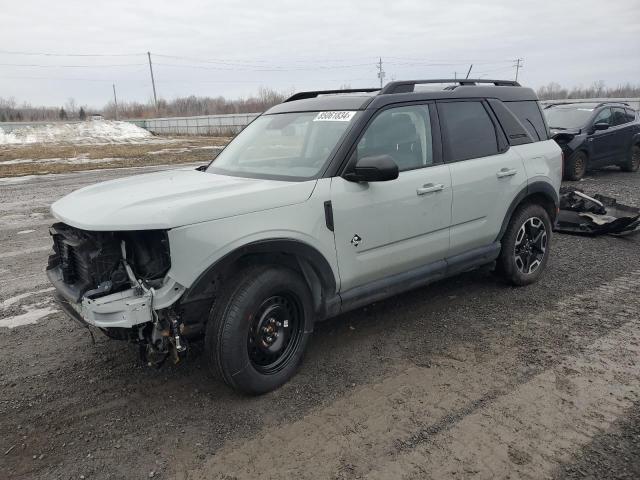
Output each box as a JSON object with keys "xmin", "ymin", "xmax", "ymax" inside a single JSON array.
[{"xmin": 47, "ymin": 79, "xmax": 562, "ymax": 394}]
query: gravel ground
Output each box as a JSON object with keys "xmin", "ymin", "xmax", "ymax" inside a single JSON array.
[{"xmin": 0, "ymin": 165, "xmax": 639, "ymax": 480}]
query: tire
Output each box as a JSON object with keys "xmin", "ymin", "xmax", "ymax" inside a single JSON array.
[
  {"xmin": 497, "ymin": 203, "xmax": 552, "ymax": 286},
  {"xmin": 621, "ymin": 144, "xmax": 640, "ymax": 172},
  {"xmin": 205, "ymin": 265, "xmax": 314, "ymax": 395},
  {"xmin": 564, "ymin": 150, "xmax": 588, "ymax": 181}
]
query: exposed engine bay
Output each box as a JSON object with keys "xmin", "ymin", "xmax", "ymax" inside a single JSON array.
[{"xmin": 46, "ymin": 223, "xmax": 188, "ymax": 366}]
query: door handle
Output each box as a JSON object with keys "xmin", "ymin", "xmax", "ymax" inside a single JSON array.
[
  {"xmin": 416, "ymin": 183, "xmax": 444, "ymax": 195},
  {"xmin": 496, "ymin": 168, "xmax": 518, "ymax": 178}
]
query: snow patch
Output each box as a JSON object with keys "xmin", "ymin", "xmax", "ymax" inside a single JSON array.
[
  {"xmin": 0, "ymin": 305, "xmax": 57, "ymax": 328},
  {"xmin": 17, "ymin": 229, "xmax": 36, "ymax": 235},
  {"xmin": 0, "ymin": 120, "xmax": 152, "ymax": 145},
  {"xmin": 1, "ymin": 155, "xmax": 125, "ymax": 166},
  {"xmin": 1, "ymin": 287, "xmax": 55, "ymax": 309}
]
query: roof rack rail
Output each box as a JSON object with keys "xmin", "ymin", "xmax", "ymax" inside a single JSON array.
[
  {"xmin": 284, "ymin": 88, "xmax": 379, "ymax": 103},
  {"xmin": 380, "ymin": 79, "xmax": 521, "ymax": 94},
  {"xmin": 543, "ymin": 100, "xmax": 630, "ymax": 108}
]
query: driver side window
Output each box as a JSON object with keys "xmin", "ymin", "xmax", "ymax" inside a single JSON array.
[
  {"xmin": 593, "ymin": 108, "xmax": 612, "ymax": 126},
  {"xmin": 356, "ymin": 105, "xmax": 433, "ymax": 172}
]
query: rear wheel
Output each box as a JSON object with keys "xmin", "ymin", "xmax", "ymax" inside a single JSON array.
[
  {"xmin": 621, "ymin": 144, "xmax": 640, "ymax": 172},
  {"xmin": 205, "ymin": 266, "xmax": 313, "ymax": 395},
  {"xmin": 564, "ymin": 151, "xmax": 588, "ymax": 180},
  {"xmin": 498, "ymin": 204, "xmax": 552, "ymax": 286}
]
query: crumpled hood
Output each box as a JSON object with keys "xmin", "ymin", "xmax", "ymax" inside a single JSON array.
[
  {"xmin": 550, "ymin": 127, "xmax": 581, "ymax": 138},
  {"xmin": 51, "ymin": 168, "xmax": 316, "ymax": 231}
]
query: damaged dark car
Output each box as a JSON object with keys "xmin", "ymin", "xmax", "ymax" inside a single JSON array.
[{"xmin": 544, "ymin": 102, "xmax": 640, "ymax": 180}]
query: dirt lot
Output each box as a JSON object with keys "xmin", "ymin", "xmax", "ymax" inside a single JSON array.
[
  {"xmin": 0, "ymin": 136, "xmax": 229, "ymax": 177},
  {"xmin": 1, "ymin": 165, "xmax": 639, "ymax": 480}
]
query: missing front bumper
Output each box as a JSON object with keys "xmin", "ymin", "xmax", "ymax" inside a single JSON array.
[{"xmin": 50, "ymin": 273, "xmax": 186, "ymax": 329}]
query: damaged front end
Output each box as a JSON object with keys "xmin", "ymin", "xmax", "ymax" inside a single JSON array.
[
  {"xmin": 556, "ymin": 188, "xmax": 640, "ymax": 235},
  {"xmin": 46, "ymin": 223, "xmax": 188, "ymax": 366}
]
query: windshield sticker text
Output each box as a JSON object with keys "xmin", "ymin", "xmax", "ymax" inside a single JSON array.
[{"xmin": 313, "ymin": 111, "xmax": 356, "ymax": 122}]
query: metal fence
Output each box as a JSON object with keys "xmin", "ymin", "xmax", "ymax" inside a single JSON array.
[
  {"xmin": 0, "ymin": 113, "xmax": 259, "ymax": 135},
  {"xmin": 137, "ymin": 113, "xmax": 259, "ymax": 135}
]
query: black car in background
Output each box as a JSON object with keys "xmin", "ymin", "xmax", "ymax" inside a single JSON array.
[{"xmin": 544, "ymin": 102, "xmax": 640, "ymax": 180}]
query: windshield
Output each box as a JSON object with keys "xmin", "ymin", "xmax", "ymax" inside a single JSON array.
[
  {"xmin": 544, "ymin": 106, "xmax": 595, "ymax": 129},
  {"xmin": 207, "ymin": 111, "xmax": 359, "ymax": 180}
]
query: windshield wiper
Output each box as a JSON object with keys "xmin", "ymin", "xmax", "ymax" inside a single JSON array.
[{"xmin": 549, "ymin": 126, "xmax": 566, "ymax": 130}]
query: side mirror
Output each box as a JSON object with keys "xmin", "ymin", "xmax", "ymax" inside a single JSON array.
[
  {"xmin": 344, "ymin": 155, "xmax": 399, "ymax": 182},
  {"xmin": 593, "ymin": 122, "xmax": 610, "ymax": 131}
]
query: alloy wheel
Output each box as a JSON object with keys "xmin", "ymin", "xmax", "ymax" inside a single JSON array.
[{"xmin": 514, "ymin": 217, "xmax": 547, "ymax": 275}]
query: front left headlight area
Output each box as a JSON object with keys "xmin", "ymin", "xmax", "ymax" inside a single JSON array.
[{"xmin": 47, "ymin": 222, "xmax": 171, "ymax": 302}]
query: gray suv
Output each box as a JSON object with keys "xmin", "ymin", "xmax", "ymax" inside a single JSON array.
[{"xmin": 47, "ymin": 79, "xmax": 562, "ymax": 394}]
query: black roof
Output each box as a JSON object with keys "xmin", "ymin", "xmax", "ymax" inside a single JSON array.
[{"xmin": 265, "ymin": 79, "xmax": 538, "ymax": 114}]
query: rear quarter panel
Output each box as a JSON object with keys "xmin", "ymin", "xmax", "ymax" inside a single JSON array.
[{"xmin": 513, "ymin": 140, "xmax": 563, "ymax": 196}]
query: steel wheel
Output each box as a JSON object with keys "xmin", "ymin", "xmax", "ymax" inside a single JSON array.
[
  {"xmin": 247, "ymin": 293, "xmax": 303, "ymax": 375},
  {"xmin": 514, "ymin": 217, "xmax": 548, "ymax": 275}
]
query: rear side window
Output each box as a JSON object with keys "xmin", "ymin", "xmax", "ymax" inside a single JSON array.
[
  {"xmin": 505, "ymin": 101, "xmax": 548, "ymax": 141},
  {"xmin": 438, "ymin": 101, "xmax": 499, "ymax": 162},
  {"xmin": 625, "ymin": 109, "xmax": 637, "ymax": 122}
]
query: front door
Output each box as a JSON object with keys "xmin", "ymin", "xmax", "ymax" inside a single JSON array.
[
  {"xmin": 588, "ymin": 107, "xmax": 616, "ymax": 164},
  {"xmin": 330, "ymin": 104, "xmax": 452, "ymax": 292}
]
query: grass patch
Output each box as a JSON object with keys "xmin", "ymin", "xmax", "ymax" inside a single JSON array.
[{"xmin": 0, "ymin": 136, "xmax": 231, "ymax": 177}]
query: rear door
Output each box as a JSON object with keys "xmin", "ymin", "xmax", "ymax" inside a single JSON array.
[
  {"xmin": 331, "ymin": 103, "xmax": 452, "ymax": 292},
  {"xmin": 611, "ymin": 107, "xmax": 633, "ymax": 161},
  {"xmin": 437, "ymin": 100, "xmax": 528, "ymax": 256}
]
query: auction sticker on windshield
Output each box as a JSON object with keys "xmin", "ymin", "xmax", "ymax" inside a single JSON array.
[{"xmin": 314, "ymin": 111, "xmax": 357, "ymax": 122}]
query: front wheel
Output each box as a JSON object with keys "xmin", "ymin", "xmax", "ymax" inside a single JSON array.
[
  {"xmin": 205, "ymin": 266, "xmax": 314, "ymax": 395},
  {"xmin": 621, "ymin": 144, "xmax": 640, "ymax": 172},
  {"xmin": 564, "ymin": 151, "xmax": 588, "ymax": 181},
  {"xmin": 497, "ymin": 204, "xmax": 552, "ymax": 286}
]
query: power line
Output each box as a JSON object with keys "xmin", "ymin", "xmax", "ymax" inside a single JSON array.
[
  {"xmin": 0, "ymin": 50, "xmax": 145, "ymax": 57},
  {"xmin": 0, "ymin": 62, "xmax": 145, "ymax": 68}
]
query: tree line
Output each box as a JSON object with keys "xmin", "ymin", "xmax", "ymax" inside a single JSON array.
[
  {"xmin": 536, "ymin": 81, "xmax": 640, "ymax": 101},
  {"xmin": 0, "ymin": 87, "xmax": 289, "ymax": 123},
  {"xmin": 2, "ymin": 83, "xmax": 639, "ymax": 123}
]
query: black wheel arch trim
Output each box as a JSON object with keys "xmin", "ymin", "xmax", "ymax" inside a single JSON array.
[
  {"xmin": 496, "ymin": 182, "xmax": 559, "ymax": 241},
  {"xmin": 180, "ymin": 238, "xmax": 338, "ymax": 309}
]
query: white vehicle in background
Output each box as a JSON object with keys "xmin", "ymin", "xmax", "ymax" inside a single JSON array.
[{"xmin": 47, "ymin": 79, "xmax": 562, "ymax": 394}]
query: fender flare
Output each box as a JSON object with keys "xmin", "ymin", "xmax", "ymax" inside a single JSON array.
[
  {"xmin": 496, "ymin": 182, "xmax": 559, "ymax": 241},
  {"xmin": 180, "ymin": 238, "xmax": 338, "ymax": 305}
]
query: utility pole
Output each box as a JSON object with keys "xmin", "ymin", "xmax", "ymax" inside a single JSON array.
[
  {"xmin": 454, "ymin": 72, "xmax": 457, "ymax": 80},
  {"xmin": 514, "ymin": 58, "xmax": 522, "ymax": 82},
  {"xmin": 376, "ymin": 57, "xmax": 386, "ymax": 88},
  {"xmin": 147, "ymin": 51, "xmax": 158, "ymax": 110},
  {"xmin": 465, "ymin": 64, "xmax": 473, "ymax": 79},
  {"xmin": 112, "ymin": 84, "xmax": 119, "ymax": 121}
]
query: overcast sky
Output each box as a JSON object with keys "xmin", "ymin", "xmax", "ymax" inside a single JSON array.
[{"xmin": 1, "ymin": 0, "xmax": 639, "ymax": 108}]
